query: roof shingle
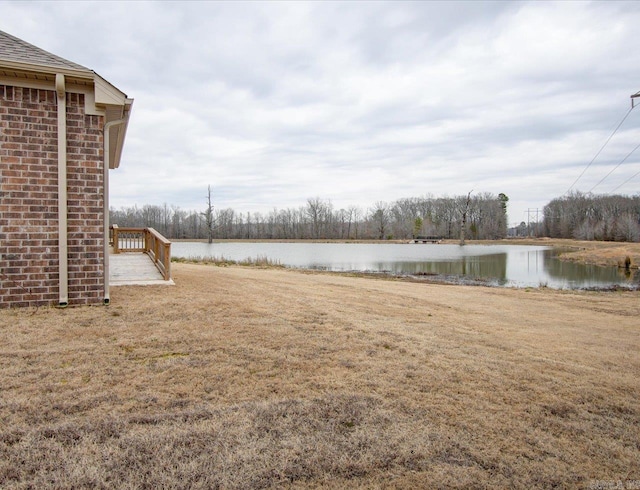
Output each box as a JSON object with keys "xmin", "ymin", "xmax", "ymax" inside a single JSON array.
[{"xmin": 0, "ymin": 29, "xmax": 90, "ymax": 72}]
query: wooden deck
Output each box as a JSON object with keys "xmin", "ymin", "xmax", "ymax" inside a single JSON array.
[
  {"xmin": 108, "ymin": 226, "xmax": 173, "ymax": 286},
  {"xmin": 109, "ymin": 252, "xmax": 174, "ymax": 286}
]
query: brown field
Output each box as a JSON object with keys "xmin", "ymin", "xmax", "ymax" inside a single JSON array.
[{"xmin": 1, "ymin": 261, "xmax": 639, "ymax": 489}]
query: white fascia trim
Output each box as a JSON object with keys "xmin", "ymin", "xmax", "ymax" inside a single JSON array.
[{"xmin": 0, "ymin": 60, "xmax": 93, "ymax": 79}]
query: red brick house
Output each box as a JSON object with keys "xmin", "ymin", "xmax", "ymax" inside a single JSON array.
[{"xmin": 0, "ymin": 30, "xmax": 133, "ymax": 307}]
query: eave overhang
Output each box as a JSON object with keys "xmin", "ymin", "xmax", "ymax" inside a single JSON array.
[
  {"xmin": 0, "ymin": 59, "xmax": 133, "ymax": 169},
  {"xmin": 106, "ymin": 97, "xmax": 134, "ymax": 169}
]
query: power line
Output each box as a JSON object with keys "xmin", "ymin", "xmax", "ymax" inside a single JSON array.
[
  {"xmin": 565, "ymin": 105, "xmax": 635, "ymax": 195},
  {"xmin": 610, "ymin": 165, "xmax": 640, "ymax": 193},
  {"xmin": 588, "ymin": 141, "xmax": 640, "ymax": 193}
]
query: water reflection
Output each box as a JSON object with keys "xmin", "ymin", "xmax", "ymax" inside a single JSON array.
[
  {"xmin": 368, "ymin": 255, "xmax": 509, "ymax": 284},
  {"xmin": 541, "ymin": 250, "xmax": 638, "ymax": 289},
  {"xmin": 172, "ymin": 242, "xmax": 638, "ymax": 289}
]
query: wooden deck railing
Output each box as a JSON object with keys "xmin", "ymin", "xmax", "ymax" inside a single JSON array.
[
  {"xmin": 110, "ymin": 225, "xmax": 172, "ymax": 280},
  {"xmin": 145, "ymin": 228, "xmax": 172, "ymax": 281}
]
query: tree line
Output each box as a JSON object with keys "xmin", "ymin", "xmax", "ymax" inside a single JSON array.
[
  {"xmin": 109, "ymin": 192, "xmax": 510, "ymax": 241},
  {"xmin": 542, "ymin": 192, "xmax": 640, "ymax": 242}
]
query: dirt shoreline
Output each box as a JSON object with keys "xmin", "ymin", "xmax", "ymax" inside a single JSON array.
[{"xmin": 1, "ymin": 263, "xmax": 638, "ymax": 488}]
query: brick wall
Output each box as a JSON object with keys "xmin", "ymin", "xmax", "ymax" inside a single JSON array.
[
  {"xmin": 0, "ymin": 85, "xmax": 105, "ymax": 308},
  {"xmin": 66, "ymin": 92, "xmax": 105, "ymax": 305}
]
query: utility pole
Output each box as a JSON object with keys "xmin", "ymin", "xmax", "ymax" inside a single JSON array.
[
  {"xmin": 526, "ymin": 208, "xmax": 541, "ymax": 237},
  {"xmin": 632, "ymin": 90, "xmax": 640, "ymax": 109}
]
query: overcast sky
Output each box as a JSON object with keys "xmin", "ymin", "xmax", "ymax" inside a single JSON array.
[{"xmin": 3, "ymin": 1, "xmax": 640, "ymax": 226}]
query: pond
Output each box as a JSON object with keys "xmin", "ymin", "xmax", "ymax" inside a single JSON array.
[{"xmin": 171, "ymin": 242, "xmax": 639, "ymax": 289}]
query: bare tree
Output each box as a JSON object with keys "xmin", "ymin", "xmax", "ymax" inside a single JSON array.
[
  {"xmin": 202, "ymin": 185, "xmax": 215, "ymax": 244},
  {"xmin": 306, "ymin": 197, "xmax": 332, "ymax": 239},
  {"xmin": 349, "ymin": 205, "xmax": 362, "ymax": 239},
  {"xmin": 370, "ymin": 201, "xmax": 390, "ymax": 239},
  {"xmin": 543, "ymin": 192, "xmax": 640, "ymax": 242},
  {"xmin": 171, "ymin": 205, "xmax": 186, "ymax": 239},
  {"xmin": 616, "ymin": 212, "xmax": 640, "ymax": 242},
  {"xmin": 111, "ymin": 191, "xmax": 568, "ymax": 242},
  {"xmin": 459, "ymin": 191, "xmax": 472, "ymax": 246},
  {"xmin": 306, "ymin": 197, "xmax": 322, "ymax": 239}
]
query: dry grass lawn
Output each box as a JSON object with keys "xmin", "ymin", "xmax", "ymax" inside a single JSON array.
[{"xmin": 1, "ymin": 263, "xmax": 639, "ymax": 488}]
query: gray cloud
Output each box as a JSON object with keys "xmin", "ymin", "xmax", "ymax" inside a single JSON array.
[{"xmin": 2, "ymin": 0, "xmax": 640, "ymax": 226}]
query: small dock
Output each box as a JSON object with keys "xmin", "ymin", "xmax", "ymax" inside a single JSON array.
[{"xmin": 411, "ymin": 236, "xmax": 443, "ymax": 244}]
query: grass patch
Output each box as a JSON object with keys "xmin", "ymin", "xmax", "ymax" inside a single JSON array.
[
  {"xmin": 1, "ymin": 263, "xmax": 639, "ymax": 488},
  {"xmin": 172, "ymin": 254, "xmax": 283, "ymax": 268}
]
